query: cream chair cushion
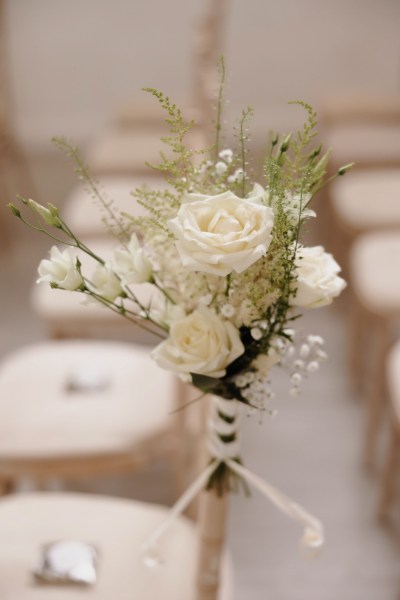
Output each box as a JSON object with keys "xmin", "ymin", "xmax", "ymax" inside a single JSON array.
[
  {"xmin": 349, "ymin": 230, "xmax": 400, "ymax": 315},
  {"xmin": 62, "ymin": 176, "xmax": 170, "ymax": 240},
  {"xmin": 86, "ymin": 130, "xmax": 169, "ymax": 176},
  {"xmin": 115, "ymin": 97, "xmax": 200, "ymax": 130},
  {"xmin": 0, "ymin": 492, "xmax": 198, "ymax": 600},
  {"xmin": 86, "ymin": 127, "xmax": 206, "ymax": 176},
  {"xmin": 331, "ymin": 169, "xmax": 400, "ymax": 232},
  {"xmin": 0, "ymin": 340, "xmax": 176, "ymax": 469}
]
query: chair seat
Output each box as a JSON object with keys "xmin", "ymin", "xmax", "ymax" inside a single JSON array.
[
  {"xmin": 349, "ymin": 230, "xmax": 400, "ymax": 316},
  {"xmin": 326, "ymin": 123, "xmax": 400, "ymax": 169},
  {"xmin": 0, "ymin": 492, "xmax": 198, "ymax": 600},
  {"xmin": 115, "ymin": 97, "xmax": 201, "ymax": 129},
  {"xmin": 86, "ymin": 130, "xmax": 170, "ymax": 176},
  {"xmin": 86, "ymin": 127, "xmax": 206, "ymax": 176},
  {"xmin": 0, "ymin": 340, "xmax": 176, "ymax": 474},
  {"xmin": 62, "ymin": 176, "xmax": 170, "ymax": 239},
  {"xmin": 331, "ymin": 169, "xmax": 400, "ymax": 232}
]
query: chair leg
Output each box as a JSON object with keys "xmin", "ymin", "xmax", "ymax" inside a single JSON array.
[
  {"xmin": 363, "ymin": 316, "xmax": 390, "ymax": 469},
  {"xmin": 171, "ymin": 379, "xmax": 192, "ymax": 500},
  {"xmin": 348, "ymin": 298, "xmax": 368, "ymax": 395},
  {"xmin": 196, "ymin": 488, "xmax": 228, "ymax": 600},
  {"xmin": 0, "ymin": 477, "xmax": 15, "ymax": 496},
  {"xmin": 377, "ymin": 424, "xmax": 399, "ymax": 520}
]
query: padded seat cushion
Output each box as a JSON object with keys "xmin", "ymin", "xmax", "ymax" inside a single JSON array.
[
  {"xmin": 0, "ymin": 492, "xmax": 197, "ymax": 600},
  {"xmin": 0, "ymin": 340, "xmax": 175, "ymax": 461},
  {"xmin": 86, "ymin": 128, "xmax": 206, "ymax": 176},
  {"xmin": 63, "ymin": 176, "xmax": 170, "ymax": 239},
  {"xmin": 331, "ymin": 169, "xmax": 400, "ymax": 231},
  {"xmin": 349, "ymin": 230, "xmax": 400, "ymax": 315}
]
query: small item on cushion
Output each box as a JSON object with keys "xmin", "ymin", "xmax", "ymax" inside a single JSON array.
[
  {"xmin": 32, "ymin": 540, "xmax": 98, "ymax": 585},
  {"xmin": 64, "ymin": 365, "xmax": 111, "ymax": 394}
]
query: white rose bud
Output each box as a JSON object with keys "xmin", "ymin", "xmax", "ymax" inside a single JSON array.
[
  {"xmin": 90, "ymin": 264, "xmax": 122, "ymax": 302},
  {"xmin": 168, "ymin": 185, "xmax": 274, "ymax": 276},
  {"xmin": 28, "ymin": 199, "xmax": 62, "ymax": 227},
  {"xmin": 151, "ymin": 306, "xmax": 245, "ymax": 378},
  {"xmin": 113, "ymin": 233, "xmax": 152, "ymax": 285},
  {"xmin": 292, "ymin": 245, "xmax": 346, "ymax": 308},
  {"xmin": 37, "ymin": 246, "xmax": 83, "ymax": 290}
]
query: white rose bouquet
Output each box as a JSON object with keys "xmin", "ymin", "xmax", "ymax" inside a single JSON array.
[{"xmin": 9, "ymin": 62, "xmax": 350, "ymax": 521}]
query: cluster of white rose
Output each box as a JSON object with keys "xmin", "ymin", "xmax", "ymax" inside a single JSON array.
[
  {"xmin": 36, "ymin": 173, "xmax": 345, "ymax": 400},
  {"xmin": 6, "ymin": 94, "xmax": 347, "ymax": 424},
  {"xmin": 9, "ymin": 89, "xmax": 351, "ymax": 537},
  {"xmin": 38, "ymin": 233, "xmax": 153, "ymax": 303}
]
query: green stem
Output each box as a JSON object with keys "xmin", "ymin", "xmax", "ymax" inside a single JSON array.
[
  {"xmin": 81, "ymin": 287, "xmax": 166, "ymax": 339},
  {"xmin": 215, "ymin": 55, "xmax": 225, "ymax": 160},
  {"xmin": 152, "ymin": 278, "xmax": 176, "ymax": 305}
]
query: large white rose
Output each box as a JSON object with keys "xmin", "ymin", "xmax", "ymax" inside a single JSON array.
[
  {"xmin": 151, "ymin": 306, "xmax": 245, "ymax": 378},
  {"xmin": 113, "ymin": 233, "xmax": 152, "ymax": 285},
  {"xmin": 37, "ymin": 246, "xmax": 83, "ymax": 291},
  {"xmin": 292, "ymin": 245, "xmax": 346, "ymax": 308},
  {"xmin": 168, "ymin": 185, "xmax": 274, "ymax": 276}
]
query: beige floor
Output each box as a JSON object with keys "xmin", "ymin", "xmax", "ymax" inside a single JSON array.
[{"xmin": 1, "ymin": 153, "xmax": 400, "ymax": 599}]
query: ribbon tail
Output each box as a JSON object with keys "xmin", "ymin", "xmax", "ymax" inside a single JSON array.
[
  {"xmin": 226, "ymin": 458, "xmax": 324, "ymax": 555},
  {"xmin": 143, "ymin": 459, "xmax": 220, "ymax": 559}
]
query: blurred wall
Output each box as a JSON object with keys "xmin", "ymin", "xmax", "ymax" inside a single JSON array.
[{"xmin": 5, "ymin": 0, "xmax": 400, "ymax": 150}]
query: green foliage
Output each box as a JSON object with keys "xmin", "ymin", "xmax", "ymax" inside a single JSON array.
[{"xmin": 141, "ymin": 87, "xmax": 200, "ymax": 192}]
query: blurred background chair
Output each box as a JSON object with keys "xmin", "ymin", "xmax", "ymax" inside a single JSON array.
[
  {"xmin": 84, "ymin": 0, "xmax": 229, "ymax": 179},
  {"xmin": 0, "ymin": 340, "xmax": 189, "ymax": 496},
  {"xmin": 62, "ymin": 176, "xmax": 169, "ymax": 241},
  {"xmin": 348, "ymin": 230, "xmax": 400, "ymax": 467},
  {"xmin": 378, "ymin": 338, "xmax": 400, "ymax": 519},
  {"xmin": 319, "ymin": 92, "xmax": 400, "ymax": 174},
  {"xmin": 0, "ymin": 478, "xmax": 232, "ymax": 599},
  {"xmin": 317, "ymin": 92, "xmax": 400, "ymax": 258},
  {"xmin": 328, "ymin": 168, "xmax": 400, "ymax": 273}
]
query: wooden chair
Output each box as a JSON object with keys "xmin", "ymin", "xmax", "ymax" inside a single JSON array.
[
  {"xmin": 84, "ymin": 0, "xmax": 229, "ymax": 178},
  {"xmin": 0, "ymin": 485, "xmax": 232, "ymax": 599},
  {"xmin": 377, "ymin": 338, "xmax": 400, "ymax": 519},
  {"xmin": 318, "ymin": 92, "xmax": 400, "ymax": 255},
  {"xmin": 328, "ymin": 168, "xmax": 400, "ymax": 273},
  {"xmin": 0, "ymin": 339, "xmax": 189, "ymax": 495},
  {"xmin": 0, "ymin": 350, "xmax": 230, "ymax": 599},
  {"xmin": 111, "ymin": 0, "xmax": 229, "ymax": 139},
  {"xmin": 348, "ymin": 230, "xmax": 400, "ymax": 467},
  {"xmin": 319, "ymin": 91, "xmax": 400, "ymax": 174}
]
